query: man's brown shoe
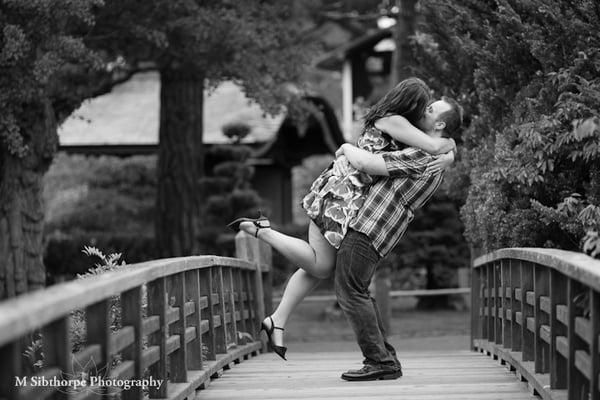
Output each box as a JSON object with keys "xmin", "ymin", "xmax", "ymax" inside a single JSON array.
[{"xmin": 341, "ymin": 364, "xmax": 402, "ymax": 381}]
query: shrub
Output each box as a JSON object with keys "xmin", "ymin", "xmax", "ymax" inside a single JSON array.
[
  {"xmin": 222, "ymin": 122, "xmax": 251, "ymax": 144},
  {"xmin": 198, "ymin": 144, "xmax": 265, "ymax": 254},
  {"xmin": 44, "ymin": 153, "xmax": 156, "ymax": 239},
  {"xmin": 415, "ymin": 1, "xmax": 600, "ymax": 258},
  {"xmin": 44, "ymin": 233, "xmax": 156, "ymax": 280}
]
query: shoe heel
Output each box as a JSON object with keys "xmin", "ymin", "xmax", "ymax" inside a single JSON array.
[{"xmin": 379, "ymin": 371, "xmax": 402, "ymax": 380}]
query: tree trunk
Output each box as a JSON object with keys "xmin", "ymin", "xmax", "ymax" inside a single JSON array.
[
  {"xmin": 0, "ymin": 99, "xmax": 57, "ymax": 299},
  {"xmin": 155, "ymin": 67, "xmax": 205, "ymax": 257},
  {"xmin": 392, "ymin": 0, "xmax": 418, "ymax": 83}
]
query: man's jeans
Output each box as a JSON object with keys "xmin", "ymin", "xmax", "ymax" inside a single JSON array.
[{"xmin": 334, "ymin": 229, "xmax": 398, "ymax": 367}]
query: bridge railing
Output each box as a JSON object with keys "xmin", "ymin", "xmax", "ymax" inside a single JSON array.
[
  {"xmin": 0, "ymin": 232, "xmax": 271, "ymax": 400},
  {"xmin": 472, "ymin": 248, "xmax": 600, "ymax": 400}
]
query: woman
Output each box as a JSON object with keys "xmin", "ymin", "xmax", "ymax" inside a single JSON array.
[{"xmin": 228, "ymin": 78, "xmax": 455, "ymax": 359}]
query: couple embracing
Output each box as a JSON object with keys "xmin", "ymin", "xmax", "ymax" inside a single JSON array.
[{"xmin": 228, "ymin": 77, "xmax": 463, "ymax": 381}]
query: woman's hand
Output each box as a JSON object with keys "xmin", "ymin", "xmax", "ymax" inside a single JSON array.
[
  {"xmin": 332, "ymin": 155, "xmax": 352, "ymax": 176},
  {"xmin": 431, "ymin": 137, "xmax": 456, "ymax": 155},
  {"xmin": 333, "ymin": 145, "xmax": 354, "ymax": 176},
  {"xmin": 429, "ymin": 150, "xmax": 455, "ymax": 173},
  {"xmin": 335, "ymin": 143, "xmax": 351, "ymax": 158}
]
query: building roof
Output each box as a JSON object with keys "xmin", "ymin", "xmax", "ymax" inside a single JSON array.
[
  {"xmin": 58, "ymin": 71, "xmax": 285, "ymax": 146},
  {"xmin": 58, "ymin": 72, "xmax": 346, "ymax": 164},
  {"xmin": 314, "ymin": 28, "xmax": 393, "ymax": 70},
  {"xmin": 255, "ymin": 95, "xmax": 346, "ymax": 168}
]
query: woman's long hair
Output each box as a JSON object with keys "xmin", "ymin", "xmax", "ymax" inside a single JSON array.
[{"xmin": 363, "ymin": 77, "xmax": 431, "ymax": 128}]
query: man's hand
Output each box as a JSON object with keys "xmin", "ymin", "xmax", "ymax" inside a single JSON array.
[
  {"xmin": 337, "ymin": 143, "xmax": 391, "ymax": 176},
  {"xmin": 449, "ymin": 138, "xmax": 457, "ymax": 154},
  {"xmin": 429, "ymin": 150, "xmax": 455, "ymax": 174}
]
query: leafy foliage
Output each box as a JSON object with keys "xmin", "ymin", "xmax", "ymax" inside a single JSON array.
[
  {"xmin": 199, "ymin": 144, "xmax": 264, "ymax": 255},
  {"xmin": 44, "ymin": 153, "xmax": 156, "ymax": 237},
  {"xmin": 414, "ymin": 0, "xmax": 600, "ymax": 257},
  {"xmin": 88, "ymin": 0, "xmax": 319, "ymax": 116},
  {"xmin": 43, "ymin": 154, "xmax": 157, "ymax": 278},
  {"xmin": 84, "ymin": 1, "xmax": 322, "ymax": 257},
  {"xmin": 0, "ymin": 0, "xmax": 102, "ymax": 155},
  {"xmin": 70, "ymin": 247, "xmax": 130, "ymax": 353},
  {"xmin": 532, "ymin": 193, "xmax": 600, "ymax": 257},
  {"xmin": 222, "ymin": 122, "xmax": 251, "ymax": 144}
]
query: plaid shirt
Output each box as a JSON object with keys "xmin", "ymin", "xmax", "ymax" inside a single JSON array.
[{"xmin": 349, "ymin": 147, "xmax": 444, "ymax": 257}]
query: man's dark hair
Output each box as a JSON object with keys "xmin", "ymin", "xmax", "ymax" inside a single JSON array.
[{"xmin": 438, "ymin": 96, "xmax": 464, "ymax": 140}]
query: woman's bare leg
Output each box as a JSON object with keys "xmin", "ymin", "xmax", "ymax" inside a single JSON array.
[
  {"xmin": 239, "ymin": 221, "xmax": 338, "ymax": 347},
  {"xmin": 268, "ymin": 268, "xmax": 322, "ymax": 347},
  {"xmin": 239, "ymin": 220, "xmax": 336, "ymax": 279}
]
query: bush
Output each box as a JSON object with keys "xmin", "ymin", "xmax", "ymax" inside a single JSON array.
[
  {"xmin": 44, "ymin": 233, "xmax": 156, "ymax": 280},
  {"xmin": 43, "ymin": 153, "xmax": 158, "ymax": 282},
  {"xmin": 44, "ymin": 153, "xmax": 156, "ymax": 237},
  {"xmin": 43, "ymin": 146, "xmax": 270, "ymax": 281},
  {"xmin": 198, "ymin": 144, "xmax": 265, "ymax": 253},
  {"xmin": 416, "ymin": 1, "xmax": 600, "ymax": 257}
]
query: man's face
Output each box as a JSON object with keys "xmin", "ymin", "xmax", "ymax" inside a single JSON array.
[{"xmin": 418, "ymin": 100, "xmax": 452, "ymax": 133}]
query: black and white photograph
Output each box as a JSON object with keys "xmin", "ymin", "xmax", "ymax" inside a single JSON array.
[{"xmin": 0, "ymin": 1, "xmax": 599, "ymax": 399}]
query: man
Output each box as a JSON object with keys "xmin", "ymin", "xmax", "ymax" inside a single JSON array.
[{"xmin": 334, "ymin": 96, "xmax": 463, "ymax": 381}]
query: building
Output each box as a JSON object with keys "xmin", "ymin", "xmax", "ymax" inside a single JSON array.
[
  {"xmin": 58, "ymin": 72, "xmax": 345, "ymax": 224},
  {"xmin": 315, "ymin": 27, "xmax": 395, "ymax": 138}
]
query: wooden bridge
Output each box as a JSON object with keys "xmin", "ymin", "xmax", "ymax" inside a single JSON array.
[{"xmin": 0, "ymin": 233, "xmax": 599, "ymax": 400}]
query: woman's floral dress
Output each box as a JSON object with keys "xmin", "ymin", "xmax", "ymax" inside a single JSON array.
[{"xmin": 302, "ymin": 125, "xmax": 404, "ymax": 248}]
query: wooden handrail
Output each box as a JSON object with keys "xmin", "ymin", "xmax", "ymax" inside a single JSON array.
[
  {"xmin": 471, "ymin": 247, "xmax": 600, "ymax": 400},
  {"xmin": 0, "ymin": 256, "xmax": 262, "ymax": 346},
  {"xmin": 474, "ymin": 248, "xmax": 600, "ymax": 292},
  {"xmin": 0, "ymin": 233, "xmax": 272, "ymax": 400}
]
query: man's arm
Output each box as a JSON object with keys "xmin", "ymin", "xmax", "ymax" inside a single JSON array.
[
  {"xmin": 337, "ymin": 143, "xmax": 449, "ymax": 178},
  {"xmin": 337, "ymin": 144, "xmax": 389, "ymax": 176}
]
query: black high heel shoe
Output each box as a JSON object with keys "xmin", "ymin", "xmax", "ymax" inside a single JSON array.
[
  {"xmin": 227, "ymin": 211, "xmax": 271, "ymax": 237},
  {"xmin": 259, "ymin": 316, "xmax": 287, "ymax": 361}
]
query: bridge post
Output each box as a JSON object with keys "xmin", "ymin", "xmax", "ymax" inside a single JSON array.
[
  {"xmin": 471, "ymin": 265, "xmax": 480, "ymax": 350},
  {"xmin": 235, "ymin": 232, "xmax": 273, "ymax": 350}
]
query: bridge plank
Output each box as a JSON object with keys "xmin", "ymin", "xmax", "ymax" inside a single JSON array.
[
  {"xmin": 195, "ymin": 351, "xmax": 538, "ymax": 400},
  {"xmin": 592, "ymin": 290, "xmax": 600, "ymax": 400},
  {"xmin": 185, "ymin": 269, "xmax": 204, "ymax": 370},
  {"xmin": 475, "ymin": 338, "xmax": 569, "ymax": 400},
  {"xmin": 170, "ymin": 272, "xmax": 188, "ymax": 382},
  {"xmin": 121, "ymin": 286, "xmax": 143, "ymax": 400},
  {"xmin": 147, "ymin": 277, "xmax": 168, "ymax": 398},
  {"xmin": 550, "ymin": 271, "xmax": 568, "ymax": 389}
]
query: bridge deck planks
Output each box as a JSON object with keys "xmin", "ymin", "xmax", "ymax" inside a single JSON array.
[{"xmin": 195, "ymin": 350, "xmax": 539, "ymax": 399}]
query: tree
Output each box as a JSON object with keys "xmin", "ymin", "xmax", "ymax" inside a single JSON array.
[
  {"xmin": 0, "ymin": 1, "xmax": 319, "ymax": 298},
  {"xmin": 87, "ymin": 1, "xmax": 317, "ymax": 257},
  {"xmin": 415, "ymin": 0, "xmax": 600, "ymax": 256},
  {"xmin": 199, "ymin": 143, "xmax": 263, "ymax": 256},
  {"xmin": 392, "ymin": 0, "xmax": 419, "ymax": 81},
  {"xmin": 0, "ymin": 1, "xmax": 102, "ymax": 298}
]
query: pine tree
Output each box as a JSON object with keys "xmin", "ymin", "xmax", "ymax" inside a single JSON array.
[{"xmin": 86, "ymin": 1, "xmax": 317, "ymax": 257}]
